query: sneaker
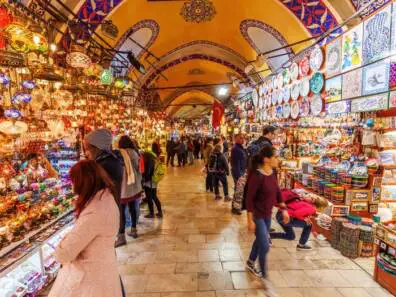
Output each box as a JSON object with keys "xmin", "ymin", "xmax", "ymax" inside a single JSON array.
[
  {"xmin": 246, "ymin": 260, "xmax": 262, "ymax": 279},
  {"xmin": 127, "ymin": 228, "xmax": 138, "ymax": 239},
  {"xmin": 224, "ymin": 196, "xmax": 232, "ymax": 202},
  {"xmin": 215, "ymin": 195, "xmax": 222, "ymax": 200},
  {"xmin": 114, "ymin": 234, "xmax": 127, "ymax": 248},
  {"xmin": 156, "ymin": 212, "xmax": 163, "ymax": 218},
  {"xmin": 144, "ymin": 213, "xmax": 155, "ymax": 219},
  {"xmin": 297, "ymin": 243, "xmax": 313, "ymax": 251},
  {"xmin": 231, "ymin": 208, "xmax": 242, "ymax": 215}
]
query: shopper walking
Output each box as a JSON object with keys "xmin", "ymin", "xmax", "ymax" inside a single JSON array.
[
  {"xmin": 203, "ymin": 138, "xmax": 214, "ymax": 192},
  {"xmin": 177, "ymin": 139, "xmax": 187, "ymax": 167},
  {"xmin": 208, "ymin": 144, "xmax": 231, "ymax": 201},
  {"xmin": 187, "ymin": 138, "xmax": 194, "ymax": 165},
  {"xmin": 166, "ymin": 138, "xmax": 176, "ymax": 167},
  {"xmin": 222, "ymin": 135, "xmax": 229, "ymax": 159},
  {"xmin": 231, "ymin": 133, "xmax": 247, "ymax": 187},
  {"xmin": 152, "ymin": 137, "xmax": 162, "ymax": 157},
  {"xmin": 247, "ymin": 125, "xmax": 277, "ymax": 164},
  {"xmin": 48, "ymin": 160, "xmax": 122, "ymax": 297},
  {"xmin": 194, "ymin": 138, "xmax": 201, "ymax": 159},
  {"xmin": 143, "ymin": 150, "xmax": 163, "ymax": 218},
  {"xmin": 83, "ymin": 129, "xmax": 125, "ymax": 247},
  {"xmin": 246, "ymin": 146, "xmax": 289, "ymax": 285},
  {"xmin": 118, "ymin": 136, "xmax": 143, "ymax": 239}
]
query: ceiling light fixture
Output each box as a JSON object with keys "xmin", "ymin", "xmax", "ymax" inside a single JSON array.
[{"xmin": 218, "ymin": 86, "xmax": 228, "ymax": 96}]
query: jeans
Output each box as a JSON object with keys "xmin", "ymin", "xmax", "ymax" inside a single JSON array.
[
  {"xmin": 167, "ymin": 153, "xmax": 175, "ymax": 166},
  {"xmin": 249, "ymin": 217, "xmax": 272, "ymax": 277},
  {"xmin": 206, "ymin": 168, "xmax": 214, "ymax": 192},
  {"xmin": 214, "ymin": 173, "xmax": 229, "ymax": 197},
  {"xmin": 144, "ymin": 187, "xmax": 162, "ymax": 215},
  {"xmin": 270, "ymin": 212, "xmax": 312, "ymax": 245},
  {"xmin": 119, "ymin": 200, "xmax": 140, "ymax": 234}
]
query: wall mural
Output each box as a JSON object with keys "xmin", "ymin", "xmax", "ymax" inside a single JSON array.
[{"xmin": 180, "ymin": 0, "xmax": 216, "ymax": 23}]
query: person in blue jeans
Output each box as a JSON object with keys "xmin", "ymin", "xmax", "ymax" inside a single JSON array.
[{"xmin": 246, "ymin": 146, "xmax": 289, "ymax": 286}]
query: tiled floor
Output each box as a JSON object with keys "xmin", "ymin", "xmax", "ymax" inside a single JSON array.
[{"xmin": 44, "ymin": 161, "xmax": 394, "ymax": 297}]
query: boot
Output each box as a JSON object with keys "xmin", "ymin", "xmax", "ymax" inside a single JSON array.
[
  {"xmin": 145, "ymin": 213, "xmax": 155, "ymax": 219},
  {"xmin": 156, "ymin": 212, "xmax": 163, "ymax": 218},
  {"xmin": 115, "ymin": 233, "xmax": 127, "ymax": 248},
  {"xmin": 127, "ymin": 228, "xmax": 138, "ymax": 239}
]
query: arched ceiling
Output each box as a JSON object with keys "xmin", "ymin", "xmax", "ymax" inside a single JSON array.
[{"xmin": 54, "ymin": 0, "xmax": 382, "ymax": 118}]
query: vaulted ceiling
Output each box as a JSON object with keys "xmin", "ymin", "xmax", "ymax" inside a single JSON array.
[{"xmin": 51, "ymin": 0, "xmax": 388, "ymax": 118}]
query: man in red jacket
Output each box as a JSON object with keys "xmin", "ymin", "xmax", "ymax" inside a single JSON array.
[{"xmin": 270, "ymin": 189, "xmax": 316, "ymax": 250}]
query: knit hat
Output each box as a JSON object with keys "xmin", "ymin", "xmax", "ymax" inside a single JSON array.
[{"xmin": 85, "ymin": 129, "xmax": 113, "ymax": 151}]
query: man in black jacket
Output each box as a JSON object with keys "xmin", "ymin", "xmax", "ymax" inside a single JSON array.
[
  {"xmin": 209, "ymin": 144, "xmax": 230, "ymax": 201},
  {"xmin": 231, "ymin": 133, "xmax": 247, "ymax": 186},
  {"xmin": 83, "ymin": 129, "xmax": 125, "ymax": 247}
]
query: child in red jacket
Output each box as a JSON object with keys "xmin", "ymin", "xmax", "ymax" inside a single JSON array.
[{"xmin": 270, "ymin": 189, "xmax": 326, "ymax": 250}]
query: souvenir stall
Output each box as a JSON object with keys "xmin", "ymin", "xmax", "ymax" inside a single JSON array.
[{"xmin": 236, "ymin": 2, "xmax": 396, "ymax": 291}]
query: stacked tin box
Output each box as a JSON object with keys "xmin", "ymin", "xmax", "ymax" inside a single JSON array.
[
  {"xmin": 331, "ymin": 217, "xmax": 348, "ymax": 249},
  {"xmin": 339, "ymin": 223, "xmax": 361, "ymax": 258},
  {"xmin": 359, "ymin": 225, "xmax": 375, "ymax": 257}
]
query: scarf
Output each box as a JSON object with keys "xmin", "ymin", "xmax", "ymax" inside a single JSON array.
[{"xmin": 120, "ymin": 149, "xmax": 135, "ymax": 185}]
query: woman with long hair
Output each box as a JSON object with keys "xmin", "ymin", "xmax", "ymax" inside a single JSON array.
[
  {"xmin": 245, "ymin": 146, "xmax": 289, "ymax": 287},
  {"xmin": 49, "ymin": 160, "xmax": 122, "ymax": 297},
  {"xmin": 118, "ymin": 135, "xmax": 143, "ymax": 240}
]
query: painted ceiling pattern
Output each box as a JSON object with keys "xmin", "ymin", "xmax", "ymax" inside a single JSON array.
[
  {"xmin": 351, "ymin": 0, "xmax": 390, "ymax": 18},
  {"xmin": 180, "ymin": 0, "xmax": 217, "ymax": 23}
]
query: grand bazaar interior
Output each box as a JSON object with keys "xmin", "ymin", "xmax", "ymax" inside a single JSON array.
[{"xmin": 1, "ymin": 0, "xmax": 396, "ymax": 296}]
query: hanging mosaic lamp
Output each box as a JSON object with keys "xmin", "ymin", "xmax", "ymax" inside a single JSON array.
[
  {"xmin": 100, "ymin": 69, "xmax": 114, "ymax": 85},
  {"xmin": 12, "ymin": 93, "xmax": 32, "ymax": 104},
  {"xmin": 4, "ymin": 108, "xmax": 22, "ymax": 119},
  {"xmin": 83, "ymin": 63, "xmax": 103, "ymax": 77},
  {"xmin": 114, "ymin": 78, "xmax": 127, "ymax": 89},
  {"xmin": 30, "ymin": 33, "xmax": 48, "ymax": 53},
  {"xmin": 0, "ymin": 72, "xmax": 10, "ymax": 86},
  {"xmin": 21, "ymin": 80, "xmax": 35, "ymax": 89},
  {"xmin": 4, "ymin": 18, "xmax": 32, "ymax": 53},
  {"xmin": 66, "ymin": 45, "xmax": 91, "ymax": 68}
]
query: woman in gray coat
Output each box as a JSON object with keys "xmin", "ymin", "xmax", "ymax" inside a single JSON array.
[{"xmin": 117, "ymin": 136, "xmax": 143, "ymax": 244}]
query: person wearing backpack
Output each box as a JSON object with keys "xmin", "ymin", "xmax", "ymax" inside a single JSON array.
[
  {"xmin": 142, "ymin": 150, "xmax": 163, "ymax": 219},
  {"xmin": 270, "ymin": 189, "xmax": 328, "ymax": 250},
  {"xmin": 209, "ymin": 144, "xmax": 231, "ymax": 201},
  {"xmin": 246, "ymin": 125, "xmax": 276, "ymax": 167}
]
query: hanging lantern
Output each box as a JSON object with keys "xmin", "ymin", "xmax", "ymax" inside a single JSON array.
[
  {"xmin": 4, "ymin": 108, "xmax": 22, "ymax": 119},
  {"xmin": 100, "ymin": 69, "xmax": 113, "ymax": 85},
  {"xmin": 66, "ymin": 45, "xmax": 91, "ymax": 68},
  {"xmin": 12, "ymin": 93, "xmax": 31, "ymax": 104},
  {"xmin": 4, "ymin": 18, "xmax": 32, "ymax": 53},
  {"xmin": 21, "ymin": 80, "xmax": 35, "ymax": 89},
  {"xmin": 83, "ymin": 63, "xmax": 103, "ymax": 77},
  {"xmin": 0, "ymin": 72, "xmax": 10, "ymax": 86},
  {"xmin": 30, "ymin": 33, "xmax": 48, "ymax": 53},
  {"xmin": 114, "ymin": 79, "xmax": 127, "ymax": 89}
]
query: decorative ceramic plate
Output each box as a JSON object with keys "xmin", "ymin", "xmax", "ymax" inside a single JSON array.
[
  {"xmin": 252, "ymin": 88, "xmax": 259, "ymax": 107},
  {"xmin": 309, "ymin": 46, "xmax": 324, "ymax": 72},
  {"xmin": 310, "ymin": 72, "xmax": 324, "ymax": 94},
  {"xmin": 291, "ymin": 82, "xmax": 300, "ymax": 101},
  {"xmin": 300, "ymin": 98, "xmax": 310, "ymax": 117},
  {"xmin": 272, "ymin": 106, "xmax": 277, "ymax": 119},
  {"xmin": 272, "ymin": 90, "xmax": 278, "ymax": 105},
  {"xmin": 291, "ymin": 101, "xmax": 299, "ymax": 119},
  {"xmin": 259, "ymin": 84, "xmax": 264, "ymax": 96},
  {"xmin": 283, "ymin": 68, "xmax": 291, "ymax": 85},
  {"xmin": 277, "ymin": 89, "xmax": 284, "ymax": 105},
  {"xmin": 300, "ymin": 77, "xmax": 310, "ymax": 97},
  {"xmin": 310, "ymin": 95, "xmax": 323, "ymax": 116},
  {"xmin": 276, "ymin": 105, "xmax": 283, "ymax": 118},
  {"xmin": 263, "ymin": 109, "xmax": 268, "ymax": 121},
  {"xmin": 276, "ymin": 73, "xmax": 284, "ymax": 89},
  {"xmin": 272, "ymin": 76, "xmax": 277, "ymax": 90},
  {"xmin": 290, "ymin": 63, "xmax": 299, "ymax": 81},
  {"xmin": 299, "ymin": 56, "xmax": 310, "ymax": 77},
  {"xmin": 0, "ymin": 120, "xmax": 28, "ymax": 135},
  {"xmin": 283, "ymin": 86, "xmax": 291, "ymax": 103},
  {"xmin": 258, "ymin": 96, "xmax": 263, "ymax": 109},
  {"xmin": 283, "ymin": 103, "xmax": 291, "ymax": 118},
  {"xmin": 267, "ymin": 80, "xmax": 272, "ymax": 93}
]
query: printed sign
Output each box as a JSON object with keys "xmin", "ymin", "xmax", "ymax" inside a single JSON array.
[
  {"xmin": 351, "ymin": 93, "xmax": 389, "ymax": 112},
  {"xmin": 326, "ymin": 100, "xmax": 351, "ymax": 114}
]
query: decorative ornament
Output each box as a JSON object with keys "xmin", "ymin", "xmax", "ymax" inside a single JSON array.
[
  {"xmin": 114, "ymin": 79, "xmax": 127, "ymax": 89},
  {"xmin": 84, "ymin": 63, "xmax": 103, "ymax": 77},
  {"xmin": 366, "ymin": 118, "xmax": 375, "ymax": 128},
  {"xmin": 21, "ymin": 80, "xmax": 35, "ymax": 89},
  {"xmin": 4, "ymin": 108, "xmax": 22, "ymax": 119},
  {"xmin": 180, "ymin": 0, "xmax": 216, "ymax": 23},
  {"xmin": 0, "ymin": 120, "xmax": 28, "ymax": 135},
  {"xmin": 4, "ymin": 20, "xmax": 32, "ymax": 53},
  {"xmin": 0, "ymin": 72, "xmax": 10, "ymax": 86},
  {"xmin": 66, "ymin": 48, "xmax": 91, "ymax": 68},
  {"xmin": 12, "ymin": 93, "xmax": 32, "ymax": 104},
  {"xmin": 100, "ymin": 69, "xmax": 114, "ymax": 85}
]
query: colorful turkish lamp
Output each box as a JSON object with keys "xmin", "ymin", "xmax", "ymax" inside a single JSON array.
[
  {"xmin": 30, "ymin": 33, "xmax": 48, "ymax": 53},
  {"xmin": 12, "ymin": 93, "xmax": 32, "ymax": 104},
  {"xmin": 4, "ymin": 108, "xmax": 22, "ymax": 119},
  {"xmin": 0, "ymin": 73, "xmax": 10, "ymax": 86},
  {"xmin": 100, "ymin": 69, "xmax": 113, "ymax": 85},
  {"xmin": 114, "ymin": 79, "xmax": 127, "ymax": 89},
  {"xmin": 21, "ymin": 80, "xmax": 35, "ymax": 89},
  {"xmin": 84, "ymin": 63, "xmax": 102, "ymax": 77}
]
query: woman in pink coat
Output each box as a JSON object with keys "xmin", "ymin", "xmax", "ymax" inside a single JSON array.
[{"xmin": 49, "ymin": 160, "xmax": 123, "ymax": 297}]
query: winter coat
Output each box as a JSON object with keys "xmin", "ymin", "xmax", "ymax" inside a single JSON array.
[
  {"xmin": 203, "ymin": 144, "xmax": 214, "ymax": 165},
  {"xmin": 209, "ymin": 151, "xmax": 230, "ymax": 175},
  {"xmin": 95, "ymin": 151, "xmax": 123, "ymax": 205},
  {"xmin": 142, "ymin": 151, "xmax": 157, "ymax": 188},
  {"xmin": 121, "ymin": 149, "xmax": 143, "ymax": 201},
  {"xmin": 48, "ymin": 189, "xmax": 122, "ymax": 297},
  {"xmin": 231, "ymin": 143, "xmax": 247, "ymax": 180}
]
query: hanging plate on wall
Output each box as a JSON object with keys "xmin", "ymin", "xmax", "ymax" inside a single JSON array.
[
  {"xmin": 300, "ymin": 97, "xmax": 310, "ymax": 117},
  {"xmin": 291, "ymin": 101, "xmax": 299, "ymax": 119},
  {"xmin": 283, "ymin": 86, "xmax": 291, "ymax": 103},
  {"xmin": 252, "ymin": 88, "xmax": 259, "ymax": 107},
  {"xmin": 283, "ymin": 68, "xmax": 291, "ymax": 85},
  {"xmin": 309, "ymin": 46, "xmax": 324, "ymax": 72},
  {"xmin": 290, "ymin": 62, "xmax": 299, "ymax": 81},
  {"xmin": 310, "ymin": 94, "xmax": 323, "ymax": 116},
  {"xmin": 276, "ymin": 73, "xmax": 284, "ymax": 89},
  {"xmin": 310, "ymin": 72, "xmax": 324, "ymax": 94},
  {"xmin": 299, "ymin": 56, "xmax": 310, "ymax": 77},
  {"xmin": 291, "ymin": 81, "xmax": 300, "ymax": 101},
  {"xmin": 283, "ymin": 103, "xmax": 291, "ymax": 118},
  {"xmin": 300, "ymin": 77, "xmax": 310, "ymax": 97}
]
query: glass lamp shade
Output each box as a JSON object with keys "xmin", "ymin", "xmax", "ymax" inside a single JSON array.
[
  {"xmin": 66, "ymin": 51, "xmax": 92, "ymax": 68},
  {"xmin": 100, "ymin": 69, "xmax": 114, "ymax": 85},
  {"xmin": 114, "ymin": 79, "xmax": 127, "ymax": 89},
  {"xmin": 12, "ymin": 93, "xmax": 32, "ymax": 104},
  {"xmin": 4, "ymin": 108, "xmax": 22, "ymax": 119},
  {"xmin": 0, "ymin": 73, "xmax": 10, "ymax": 85},
  {"xmin": 83, "ymin": 63, "xmax": 103, "ymax": 77}
]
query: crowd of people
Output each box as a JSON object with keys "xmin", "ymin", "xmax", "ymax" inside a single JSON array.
[{"xmin": 48, "ymin": 126, "xmax": 325, "ymax": 297}]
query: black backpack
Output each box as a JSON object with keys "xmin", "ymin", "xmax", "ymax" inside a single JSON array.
[{"xmin": 208, "ymin": 153, "xmax": 223, "ymax": 173}]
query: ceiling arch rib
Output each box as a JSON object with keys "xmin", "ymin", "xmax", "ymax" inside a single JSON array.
[
  {"xmin": 166, "ymin": 89, "xmax": 215, "ymax": 118},
  {"xmin": 111, "ymin": 20, "xmax": 159, "ymax": 76},
  {"xmin": 240, "ymin": 19, "xmax": 292, "ymax": 71}
]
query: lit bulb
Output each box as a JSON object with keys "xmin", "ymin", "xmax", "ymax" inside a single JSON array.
[
  {"xmin": 33, "ymin": 35, "xmax": 40, "ymax": 45},
  {"xmin": 50, "ymin": 43, "xmax": 57, "ymax": 52},
  {"xmin": 54, "ymin": 82, "xmax": 62, "ymax": 89}
]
